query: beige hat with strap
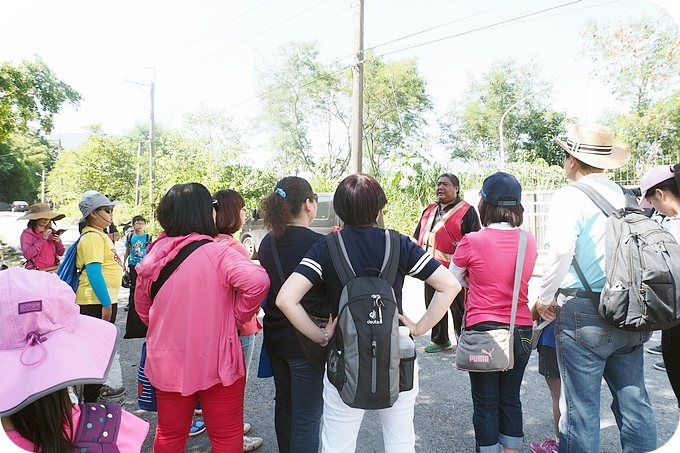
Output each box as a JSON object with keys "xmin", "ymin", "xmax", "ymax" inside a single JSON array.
[
  {"xmin": 18, "ymin": 203, "xmax": 65, "ymax": 221},
  {"xmin": 554, "ymin": 124, "xmax": 630, "ymax": 170}
]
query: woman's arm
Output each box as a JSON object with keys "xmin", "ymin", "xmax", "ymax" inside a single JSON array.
[
  {"xmin": 276, "ymin": 272, "xmax": 337, "ymax": 345},
  {"xmin": 398, "ymin": 266, "xmax": 461, "ymax": 337},
  {"xmin": 20, "ymin": 230, "xmax": 44, "ymax": 261},
  {"xmin": 84, "ymin": 262, "xmax": 113, "ymax": 321}
]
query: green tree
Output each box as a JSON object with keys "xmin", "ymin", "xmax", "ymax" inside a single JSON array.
[
  {"xmin": 356, "ymin": 52, "xmax": 432, "ymax": 177},
  {"xmin": 48, "ymin": 131, "xmax": 137, "ymax": 210},
  {"xmin": 0, "ymin": 133, "xmax": 54, "ymax": 202},
  {"xmin": 438, "ymin": 59, "xmax": 571, "ymax": 167},
  {"xmin": 254, "ymin": 42, "xmax": 340, "ymax": 175},
  {"xmin": 581, "ymin": 14, "xmax": 680, "ymax": 113},
  {"xmin": 0, "ymin": 57, "xmax": 81, "ymax": 142}
]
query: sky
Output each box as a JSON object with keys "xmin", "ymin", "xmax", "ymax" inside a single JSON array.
[{"xmin": 1, "ymin": 0, "xmax": 679, "ymax": 164}]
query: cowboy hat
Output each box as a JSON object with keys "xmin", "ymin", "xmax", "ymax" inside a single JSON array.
[
  {"xmin": 0, "ymin": 268, "xmax": 117, "ymax": 417},
  {"xmin": 554, "ymin": 124, "xmax": 630, "ymax": 170},
  {"xmin": 18, "ymin": 203, "xmax": 65, "ymax": 222}
]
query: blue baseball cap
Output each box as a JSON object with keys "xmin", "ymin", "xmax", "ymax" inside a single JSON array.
[{"xmin": 480, "ymin": 172, "xmax": 521, "ymax": 206}]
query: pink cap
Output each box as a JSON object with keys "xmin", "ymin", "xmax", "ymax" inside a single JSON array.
[
  {"xmin": 639, "ymin": 165, "xmax": 676, "ymax": 209},
  {"xmin": 0, "ymin": 268, "xmax": 117, "ymax": 416}
]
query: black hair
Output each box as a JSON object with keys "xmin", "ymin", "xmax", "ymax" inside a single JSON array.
[
  {"xmin": 8, "ymin": 388, "xmax": 75, "ymax": 453},
  {"xmin": 334, "ymin": 173, "xmax": 387, "ymax": 227},
  {"xmin": 156, "ymin": 183, "xmax": 217, "ymax": 237},
  {"xmin": 132, "ymin": 215, "xmax": 147, "ymax": 223},
  {"xmin": 213, "ymin": 189, "xmax": 246, "ymax": 235},
  {"xmin": 438, "ymin": 173, "xmax": 460, "ymax": 187},
  {"xmin": 260, "ymin": 176, "xmax": 315, "ymax": 237},
  {"xmin": 478, "ymin": 199, "xmax": 524, "ymax": 227}
]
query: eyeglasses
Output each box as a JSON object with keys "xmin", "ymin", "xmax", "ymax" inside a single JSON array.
[
  {"xmin": 98, "ymin": 208, "xmax": 113, "ymax": 214},
  {"xmin": 309, "ymin": 193, "xmax": 318, "ymax": 202}
]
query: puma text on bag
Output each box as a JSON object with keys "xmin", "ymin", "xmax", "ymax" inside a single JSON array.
[
  {"xmin": 455, "ymin": 230, "xmax": 527, "ymax": 372},
  {"xmin": 326, "ymin": 229, "xmax": 401, "ymax": 409},
  {"xmin": 572, "ymin": 182, "xmax": 680, "ymax": 331}
]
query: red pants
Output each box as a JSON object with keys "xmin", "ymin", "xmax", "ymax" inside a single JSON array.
[{"xmin": 153, "ymin": 378, "xmax": 245, "ymax": 453}]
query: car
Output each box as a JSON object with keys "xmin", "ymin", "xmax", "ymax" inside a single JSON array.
[
  {"xmin": 11, "ymin": 201, "xmax": 29, "ymax": 212},
  {"xmin": 239, "ymin": 192, "xmax": 343, "ymax": 259}
]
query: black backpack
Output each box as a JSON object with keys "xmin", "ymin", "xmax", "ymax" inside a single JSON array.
[
  {"xmin": 325, "ymin": 229, "xmax": 401, "ymax": 409},
  {"xmin": 571, "ymin": 182, "xmax": 680, "ymax": 331}
]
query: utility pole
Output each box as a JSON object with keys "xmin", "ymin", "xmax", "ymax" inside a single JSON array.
[
  {"xmin": 149, "ymin": 81, "xmax": 155, "ymax": 223},
  {"xmin": 350, "ymin": 0, "xmax": 364, "ymax": 174},
  {"xmin": 135, "ymin": 141, "xmax": 143, "ymax": 207},
  {"xmin": 126, "ymin": 71, "xmax": 155, "ymax": 222}
]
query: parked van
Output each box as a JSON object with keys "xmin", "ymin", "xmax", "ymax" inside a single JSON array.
[{"xmin": 239, "ymin": 192, "xmax": 342, "ymax": 259}]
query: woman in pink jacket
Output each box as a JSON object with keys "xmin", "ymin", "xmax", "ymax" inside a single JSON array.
[
  {"xmin": 18, "ymin": 203, "xmax": 66, "ymax": 271},
  {"xmin": 135, "ymin": 183, "xmax": 270, "ymax": 453}
]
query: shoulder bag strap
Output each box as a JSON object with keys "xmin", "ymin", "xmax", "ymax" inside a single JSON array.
[
  {"xmin": 326, "ymin": 231, "xmax": 356, "ymax": 286},
  {"xmin": 269, "ymin": 235, "xmax": 287, "ymax": 282},
  {"xmin": 508, "ymin": 229, "xmax": 527, "ymax": 333},
  {"xmin": 150, "ymin": 239, "xmax": 211, "ymax": 300}
]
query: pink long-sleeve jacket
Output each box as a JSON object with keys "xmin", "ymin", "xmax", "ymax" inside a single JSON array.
[
  {"xmin": 135, "ymin": 233, "xmax": 270, "ymax": 394},
  {"xmin": 20, "ymin": 227, "xmax": 65, "ymax": 270}
]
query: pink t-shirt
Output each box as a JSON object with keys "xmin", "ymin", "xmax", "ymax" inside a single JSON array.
[
  {"xmin": 5, "ymin": 404, "xmax": 149, "ymax": 452},
  {"xmin": 451, "ymin": 226, "xmax": 537, "ymax": 328}
]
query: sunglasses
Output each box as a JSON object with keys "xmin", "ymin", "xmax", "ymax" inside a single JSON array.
[
  {"xmin": 309, "ymin": 193, "xmax": 318, "ymax": 202},
  {"xmin": 212, "ymin": 199, "xmax": 219, "ymax": 210},
  {"xmin": 98, "ymin": 207, "xmax": 113, "ymax": 214}
]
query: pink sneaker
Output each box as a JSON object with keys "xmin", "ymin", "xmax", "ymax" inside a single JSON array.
[{"xmin": 530, "ymin": 437, "xmax": 559, "ymax": 453}]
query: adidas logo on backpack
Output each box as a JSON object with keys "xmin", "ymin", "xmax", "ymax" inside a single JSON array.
[{"xmin": 325, "ymin": 229, "xmax": 401, "ymax": 410}]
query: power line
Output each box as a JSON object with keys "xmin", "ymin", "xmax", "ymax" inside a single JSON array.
[
  {"xmin": 377, "ymin": 0, "xmax": 583, "ymax": 57},
  {"xmin": 163, "ymin": 0, "xmax": 332, "ymax": 75},
  {"xmin": 152, "ymin": 0, "xmax": 271, "ymax": 67}
]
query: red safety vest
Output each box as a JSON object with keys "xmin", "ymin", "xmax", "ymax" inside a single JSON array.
[{"xmin": 416, "ymin": 201, "xmax": 471, "ymax": 266}]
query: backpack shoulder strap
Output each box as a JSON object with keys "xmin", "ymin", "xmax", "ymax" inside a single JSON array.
[
  {"xmin": 151, "ymin": 239, "xmax": 211, "ymax": 300},
  {"xmin": 326, "ymin": 231, "xmax": 356, "ymax": 286},
  {"xmin": 126, "ymin": 231, "xmax": 132, "ymax": 246},
  {"xmin": 570, "ymin": 182, "xmax": 617, "ymax": 216},
  {"xmin": 146, "ymin": 233, "xmax": 152, "ymax": 245},
  {"xmin": 269, "ymin": 235, "xmax": 287, "ymax": 282},
  {"xmin": 380, "ymin": 229, "xmax": 401, "ymax": 286}
]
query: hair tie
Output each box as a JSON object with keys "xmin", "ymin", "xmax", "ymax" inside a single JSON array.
[{"xmin": 275, "ymin": 188, "xmax": 287, "ymax": 198}]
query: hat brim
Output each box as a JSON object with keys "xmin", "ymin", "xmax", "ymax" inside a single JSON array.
[
  {"xmin": 0, "ymin": 315, "xmax": 117, "ymax": 417},
  {"xmin": 555, "ymin": 137, "xmax": 630, "ymax": 170},
  {"xmin": 18, "ymin": 212, "xmax": 66, "ymax": 222},
  {"xmin": 78, "ymin": 201, "xmax": 123, "ymax": 223}
]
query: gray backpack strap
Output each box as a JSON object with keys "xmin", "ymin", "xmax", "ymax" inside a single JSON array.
[
  {"xmin": 326, "ymin": 229, "xmax": 400, "ymax": 286},
  {"xmin": 381, "ymin": 229, "xmax": 401, "ymax": 286},
  {"xmin": 326, "ymin": 231, "xmax": 356, "ymax": 286},
  {"xmin": 570, "ymin": 182, "xmax": 617, "ymax": 216}
]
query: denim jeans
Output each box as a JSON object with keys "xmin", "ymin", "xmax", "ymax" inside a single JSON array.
[
  {"xmin": 556, "ymin": 295, "xmax": 656, "ymax": 453},
  {"xmin": 270, "ymin": 354, "xmax": 324, "ymax": 453},
  {"xmin": 467, "ymin": 325, "xmax": 533, "ymax": 453},
  {"xmin": 239, "ymin": 333, "xmax": 256, "ymax": 380}
]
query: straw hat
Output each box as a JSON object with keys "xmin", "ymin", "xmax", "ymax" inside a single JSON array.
[
  {"xmin": 554, "ymin": 124, "xmax": 630, "ymax": 170},
  {"xmin": 18, "ymin": 203, "xmax": 65, "ymax": 221}
]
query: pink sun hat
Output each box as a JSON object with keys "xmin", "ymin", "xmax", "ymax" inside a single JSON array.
[
  {"xmin": 0, "ymin": 268, "xmax": 118, "ymax": 417},
  {"xmin": 639, "ymin": 165, "xmax": 677, "ymax": 209}
]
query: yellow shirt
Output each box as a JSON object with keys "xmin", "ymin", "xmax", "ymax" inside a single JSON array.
[{"xmin": 75, "ymin": 226, "xmax": 123, "ymax": 306}]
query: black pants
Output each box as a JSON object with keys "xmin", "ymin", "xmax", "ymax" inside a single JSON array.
[
  {"xmin": 128, "ymin": 264, "xmax": 138, "ymax": 306},
  {"xmin": 662, "ymin": 324, "xmax": 680, "ymax": 408},
  {"xmin": 424, "ymin": 283, "xmax": 464, "ymax": 344},
  {"xmin": 79, "ymin": 303, "xmax": 118, "ymax": 402}
]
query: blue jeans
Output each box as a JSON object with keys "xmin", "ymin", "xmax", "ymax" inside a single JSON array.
[
  {"xmin": 468, "ymin": 325, "xmax": 533, "ymax": 453},
  {"xmin": 556, "ymin": 295, "xmax": 656, "ymax": 453},
  {"xmin": 270, "ymin": 354, "xmax": 324, "ymax": 453}
]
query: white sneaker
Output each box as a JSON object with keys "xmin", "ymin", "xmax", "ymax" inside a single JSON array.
[
  {"xmin": 243, "ymin": 435, "xmax": 263, "ymax": 452},
  {"xmin": 243, "ymin": 422, "xmax": 251, "ymax": 435}
]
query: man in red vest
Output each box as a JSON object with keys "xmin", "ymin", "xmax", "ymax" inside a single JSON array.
[{"xmin": 414, "ymin": 173, "xmax": 480, "ymax": 352}]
